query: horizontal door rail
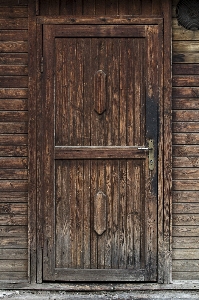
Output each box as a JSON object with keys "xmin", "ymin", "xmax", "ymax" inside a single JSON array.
[{"xmin": 55, "ymin": 146, "xmax": 149, "ymax": 159}]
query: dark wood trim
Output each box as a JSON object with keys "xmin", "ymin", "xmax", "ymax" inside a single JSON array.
[
  {"xmin": 162, "ymin": 0, "xmax": 172, "ymax": 284},
  {"xmin": 49, "ymin": 24, "xmax": 147, "ymax": 37},
  {"xmin": 28, "ymin": 0, "xmax": 37, "ymax": 284},
  {"xmin": 37, "ymin": 16, "xmax": 163, "ymax": 25},
  {"xmin": 55, "ymin": 146, "xmax": 148, "ymax": 159},
  {"xmin": 36, "ymin": 22, "xmax": 44, "ymax": 284}
]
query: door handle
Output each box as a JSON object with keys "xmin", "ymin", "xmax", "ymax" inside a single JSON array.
[{"xmin": 137, "ymin": 139, "xmax": 154, "ymax": 171}]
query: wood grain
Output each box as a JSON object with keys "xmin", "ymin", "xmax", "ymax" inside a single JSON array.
[
  {"xmin": 173, "ymin": 99, "xmax": 199, "ymax": 110},
  {"xmin": 0, "ymin": 7, "xmax": 28, "ymax": 18},
  {"xmin": 42, "ymin": 21, "xmax": 160, "ymax": 282},
  {"xmin": 0, "ymin": 0, "xmax": 28, "ymax": 282},
  {"xmin": 172, "ymin": 4, "xmax": 199, "ymax": 280},
  {"xmin": 173, "ymin": 191, "xmax": 199, "ymax": 203}
]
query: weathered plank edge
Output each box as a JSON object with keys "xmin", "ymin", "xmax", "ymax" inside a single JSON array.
[
  {"xmin": 37, "ymin": 16, "xmax": 163, "ymax": 25},
  {"xmin": 162, "ymin": 0, "xmax": 172, "ymax": 284},
  {"xmin": 28, "ymin": 0, "xmax": 37, "ymax": 284}
]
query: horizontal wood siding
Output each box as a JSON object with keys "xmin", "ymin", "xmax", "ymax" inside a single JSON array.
[
  {"xmin": 172, "ymin": 0, "xmax": 199, "ymax": 280},
  {"xmin": 0, "ymin": 0, "xmax": 28, "ymax": 282}
]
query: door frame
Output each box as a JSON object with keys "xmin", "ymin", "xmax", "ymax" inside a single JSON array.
[
  {"xmin": 28, "ymin": 0, "xmax": 172, "ymax": 285},
  {"xmin": 43, "ymin": 23, "xmax": 160, "ymax": 282}
]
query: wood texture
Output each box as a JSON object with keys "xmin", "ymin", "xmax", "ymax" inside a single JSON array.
[
  {"xmin": 39, "ymin": 0, "xmax": 161, "ymax": 16},
  {"xmin": 19, "ymin": 0, "xmax": 171, "ymax": 285},
  {"xmin": 40, "ymin": 21, "xmax": 161, "ymax": 282},
  {"xmin": 0, "ymin": 0, "xmax": 28, "ymax": 282},
  {"xmin": 172, "ymin": 0, "xmax": 199, "ymax": 281}
]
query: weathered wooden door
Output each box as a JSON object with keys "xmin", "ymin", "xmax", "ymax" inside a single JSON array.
[{"xmin": 41, "ymin": 22, "xmax": 162, "ymax": 282}]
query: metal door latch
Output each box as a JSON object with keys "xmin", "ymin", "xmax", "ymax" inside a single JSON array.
[
  {"xmin": 148, "ymin": 139, "xmax": 154, "ymax": 171},
  {"xmin": 138, "ymin": 139, "xmax": 154, "ymax": 170}
]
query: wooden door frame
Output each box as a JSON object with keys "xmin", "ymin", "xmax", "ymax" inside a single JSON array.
[{"xmin": 28, "ymin": 0, "xmax": 172, "ymax": 285}]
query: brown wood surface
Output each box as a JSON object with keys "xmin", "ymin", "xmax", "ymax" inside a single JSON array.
[
  {"xmin": 0, "ymin": 7, "xmax": 28, "ymax": 18},
  {"xmin": 173, "ymin": 63, "xmax": 199, "ymax": 75},
  {"xmin": 0, "ymin": 0, "xmax": 28, "ymax": 282},
  {"xmin": 0, "ymin": 122, "xmax": 28, "ymax": 134},
  {"xmin": 172, "ymin": 0, "xmax": 199, "ymax": 280},
  {"xmin": 0, "ymin": 30, "xmax": 28, "ymax": 41},
  {"xmin": 40, "ymin": 21, "xmax": 161, "ymax": 282},
  {"xmin": 173, "ymin": 227, "xmax": 199, "ymax": 237},
  {"xmin": 173, "ymin": 191, "xmax": 199, "ymax": 203},
  {"xmin": 173, "ymin": 122, "xmax": 199, "ymax": 133},
  {"xmin": 0, "ymin": 53, "xmax": 28, "ymax": 65},
  {"xmin": 19, "ymin": 0, "xmax": 172, "ymax": 285},
  {"xmin": 173, "ymin": 99, "xmax": 199, "ymax": 110},
  {"xmin": 39, "ymin": 0, "xmax": 161, "ymax": 16},
  {"xmin": 0, "ymin": 192, "xmax": 28, "ymax": 203}
]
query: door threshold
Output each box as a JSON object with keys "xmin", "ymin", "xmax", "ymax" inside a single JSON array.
[{"xmin": 1, "ymin": 281, "xmax": 199, "ymax": 291}]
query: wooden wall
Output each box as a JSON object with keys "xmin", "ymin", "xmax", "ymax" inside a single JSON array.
[
  {"xmin": 172, "ymin": 0, "xmax": 199, "ymax": 280},
  {"xmin": 0, "ymin": 0, "xmax": 28, "ymax": 281},
  {"xmin": 3, "ymin": 0, "xmax": 199, "ymax": 284}
]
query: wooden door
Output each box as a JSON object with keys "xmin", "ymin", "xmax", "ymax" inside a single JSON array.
[{"xmin": 41, "ymin": 22, "xmax": 162, "ymax": 282}]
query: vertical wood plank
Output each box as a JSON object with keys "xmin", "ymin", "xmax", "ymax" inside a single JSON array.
[
  {"xmin": 83, "ymin": 160, "xmax": 91, "ymax": 268},
  {"xmin": 43, "ymin": 25, "xmax": 56, "ymax": 280},
  {"xmin": 104, "ymin": 160, "xmax": 112, "ymax": 269},
  {"xmin": 35, "ymin": 22, "xmax": 43, "ymax": 283},
  {"xmin": 28, "ymin": 0, "xmax": 37, "ymax": 283},
  {"xmin": 83, "ymin": 38, "xmax": 91, "ymax": 146},
  {"xmin": 73, "ymin": 0, "xmax": 83, "ymax": 15},
  {"xmin": 95, "ymin": 0, "xmax": 106, "ymax": 15},
  {"xmin": 126, "ymin": 39, "xmax": 134, "ymax": 146},
  {"xmin": 105, "ymin": 0, "xmax": 119, "ymax": 15},
  {"xmin": 119, "ymin": 160, "xmax": 127, "ymax": 269},
  {"xmin": 119, "ymin": 38, "xmax": 127, "ymax": 146},
  {"xmin": 76, "ymin": 38, "xmax": 84, "ymax": 145},
  {"xmin": 133, "ymin": 161, "xmax": 141, "ymax": 269},
  {"xmin": 111, "ymin": 161, "xmax": 119, "ymax": 268},
  {"xmin": 39, "ymin": 0, "xmax": 49, "ymax": 15},
  {"xmin": 96, "ymin": 160, "xmax": 106, "ymax": 269},
  {"xmin": 60, "ymin": 0, "xmax": 73, "ymax": 15},
  {"xmin": 126, "ymin": 160, "xmax": 134, "ymax": 269},
  {"xmin": 69, "ymin": 39, "xmax": 76, "ymax": 145},
  {"xmin": 55, "ymin": 39, "xmax": 63, "ymax": 146},
  {"xmin": 162, "ymin": 0, "xmax": 172, "ymax": 284},
  {"xmin": 134, "ymin": 39, "xmax": 142, "ymax": 146},
  {"xmin": 48, "ymin": 0, "xmax": 60, "ymax": 15},
  {"xmin": 152, "ymin": 0, "xmax": 162, "ymax": 15},
  {"xmin": 62, "ymin": 39, "xmax": 70, "ymax": 146},
  {"xmin": 76, "ymin": 160, "xmax": 84, "ymax": 268},
  {"xmin": 128, "ymin": 0, "xmax": 142, "ymax": 15},
  {"xmin": 110, "ymin": 38, "xmax": 120, "ymax": 146},
  {"xmin": 70, "ymin": 160, "xmax": 77, "ymax": 268},
  {"xmin": 141, "ymin": 0, "xmax": 152, "ymax": 15},
  {"xmin": 90, "ymin": 160, "xmax": 98, "ymax": 269},
  {"xmin": 106, "ymin": 39, "xmax": 113, "ymax": 146},
  {"xmin": 55, "ymin": 161, "xmax": 71, "ymax": 268},
  {"xmin": 82, "ymin": 0, "xmax": 95, "ymax": 15},
  {"xmin": 118, "ymin": 1, "xmax": 129, "ymax": 15},
  {"xmin": 145, "ymin": 25, "xmax": 159, "ymax": 281},
  {"xmin": 55, "ymin": 161, "xmax": 62, "ymax": 268}
]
